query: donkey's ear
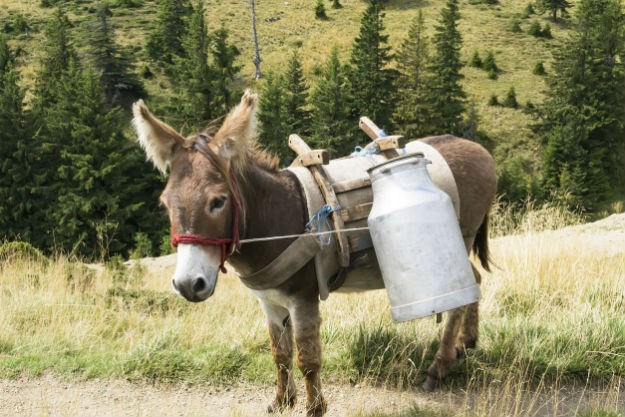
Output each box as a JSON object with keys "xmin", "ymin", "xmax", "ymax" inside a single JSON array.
[
  {"xmin": 132, "ymin": 99, "xmax": 185, "ymax": 175},
  {"xmin": 213, "ymin": 90, "xmax": 258, "ymax": 163}
]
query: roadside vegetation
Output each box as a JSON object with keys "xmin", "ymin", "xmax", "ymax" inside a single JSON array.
[{"xmin": 1, "ymin": 205, "xmax": 624, "ymax": 416}]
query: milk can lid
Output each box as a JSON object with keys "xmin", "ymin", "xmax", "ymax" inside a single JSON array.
[{"xmin": 366, "ymin": 152, "xmax": 427, "ymax": 175}]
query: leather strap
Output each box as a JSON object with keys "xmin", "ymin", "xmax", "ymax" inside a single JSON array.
[{"xmin": 237, "ymin": 233, "xmax": 323, "ymax": 291}]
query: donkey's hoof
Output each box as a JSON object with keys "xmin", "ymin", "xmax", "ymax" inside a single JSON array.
[
  {"xmin": 421, "ymin": 375, "xmax": 439, "ymax": 392},
  {"xmin": 267, "ymin": 397, "xmax": 295, "ymax": 414},
  {"xmin": 266, "ymin": 402, "xmax": 279, "ymax": 414},
  {"xmin": 306, "ymin": 397, "xmax": 327, "ymax": 417}
]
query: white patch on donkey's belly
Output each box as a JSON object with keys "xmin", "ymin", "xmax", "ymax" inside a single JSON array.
[{"xmin": 251, "ymin": 289, "xmax": 291, "ymax": 326}]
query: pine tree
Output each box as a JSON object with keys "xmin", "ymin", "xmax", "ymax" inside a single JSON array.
[
  {"xmin": 282, "ymin": 50, "xmax": 311, "ymax": 139},
  {"xmin": 427, "ymin": 0, "xmax": 466, "ymax": 135},
  {"xmin": 84, "ymin": 4, "xmax": 144, "ymax": 107},
  {"xmin": 469, "ymin": 50, "xmax": 482, "ymax": 68},
  {"xmin": 310, "ymin": 46, "xmax": 354, "ymax": 157},
  {"xmin": 332, "ymin": 0, "xmax": 342, "ymax": 9},
  {"xmin": 533, "ymin": 61, "xmax": 546, "ymax": 75},
  {"xmin": 461, "ymin": 99, "xmax": 493, "ymax": 151},
  {"xmin": 391, "ymin": 10, "xmax": 436, "ymax": 138},
  {"xmin": 528, "ymin": 21, "xmax": 543, "ymax": 37},
  {"xmin": 43, "ymin": 63, "xmax": 163, "ymax": 258},
  {"xmin": 258, "ymin": 72, "xmax": 290, "ymax": 164},
  {"xmin": 146, "ymin": 0, "xmax": 191, "ymax": 64},
  {"xmin": 536, "ymin": 0, "xmax": 572, "ymax": 22},
  {"xmin": 33, "ymin": 9, "xmax": 77, "ymax": 106},
  {"xmin": 173, "ymin": 0, "xmax": 213, "ymax": 131},
  {"xmin": 483, "ymin": 50, "xmax": 498, "ymax": 77},
  {"xmin": 503, "ymin": 86, "xmax": 518, "ymax": 108},
  {"xmin": 211, "ymin": 24, "xmax": 241, "ymax": 116},
  {"xmin": 540, "ymin": 0, "xmax": 625, "ymax": 208},
  {"xmin": 29, "ymin": 9, "xmax": 79, "ymax": 249},
  {"xmin": 315, "ymin": 0, "xmax": 328, "ymax": 20},
  {"xmin": 347, "ymin": 0, "xmax": 397, "ymax": 132},
  {"xmin": 0, "ymin": 35, "xmax": 31, "ymax": 240}
]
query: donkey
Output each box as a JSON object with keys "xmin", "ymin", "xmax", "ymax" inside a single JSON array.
[{"xmin": 132, "ymin": 91, "xmax": 497, "ymax": 417}]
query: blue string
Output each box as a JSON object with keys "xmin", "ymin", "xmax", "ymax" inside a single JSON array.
[
  {"xmin": 350, "ymin": 144, "xmax": 379, "ymax": 157},
  {"xmin": 306, "ymin": 204, "xmax": 340, "ymax": 246}
]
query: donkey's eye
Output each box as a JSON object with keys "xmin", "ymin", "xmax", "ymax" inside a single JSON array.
[{"xmin": 209, "ymin": 196, "xmax": 227, "ymax": 212}]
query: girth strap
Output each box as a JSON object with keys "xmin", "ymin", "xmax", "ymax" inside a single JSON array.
[{"xmin": 237, "ymin": 233, "xmax": 323, "ymax": 291}]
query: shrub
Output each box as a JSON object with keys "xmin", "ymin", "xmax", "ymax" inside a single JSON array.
[
  {"xmin": 315, "ymin": 0, "xmax": 327, "ymax": 20},
  {"xmin": 130, "ymin": 232, "xmax": 152, "ymax": 259},
  {"xmin": 528, "ymin": 21, "xmax": 542, "ymax": 36},
  {"xmin": 503, "ymin": 86, "xmax": 518, "ymax": 108},
  {"xmin": 469, "ymin": 50, "xmax": 482, "ymax": 68},
  {"xmin": 488, "ymin": 94, "xmax": 499, "ymax": 106},
  {"xmin": 0, "ymin": 241, "xmax": 47, "ymax": 264},
  {"xmin": 533, "ymin": 61, "xmax": 546, "ymax": 75},
  {"xmin": 160, "ymin": 234, "xmax": 174, "ymax": 256},
  {"xmin": 521, "ymin": 3, "xmax": 535, "ymax": 18},
  {"xmin": 331, "ymin": 0, "xmax": 342, "ymax": 9},
  {"xmin": 140, "ymin": 65, "xmax": 153, "ymax": 79},
  {"xmin": 483, "ymin": 50, "xmax": 498, "ymax": 78},
  {"xmin": 511, "ymin": 20, "xmax": 522, "ymax": 33},
  {"xmin": 542, "ymin": 23, "xmax": 552, "ymax": 38}
]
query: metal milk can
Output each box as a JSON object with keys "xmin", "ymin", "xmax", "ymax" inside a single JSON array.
[{"xmin": 367, "ymin": 153, "xmax": 480, "ymax": 322}]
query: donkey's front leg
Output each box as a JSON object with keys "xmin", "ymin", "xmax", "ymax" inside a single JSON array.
[
  {"xmin": 292, "ymin": 300, "xmax": 327, "ymax": 417},
  {"xmin": 262, "ymin": 302, "xmax": 296, "ymax": 413},
  {"xmin": 422, "ymin": 306, "xmax": 467, "ymax": 391}
]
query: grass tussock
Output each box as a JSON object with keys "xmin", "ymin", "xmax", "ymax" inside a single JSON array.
[
  {"xmin": 489, "ymin": 197, "xmax": 586, "ymax": 237},
  {"xmin": 1, "ymin": 209, "xmax": 625, "ymax": 415}
]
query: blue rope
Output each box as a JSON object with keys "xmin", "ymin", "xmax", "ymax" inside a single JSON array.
[
  {"xmin": 350, "ymin": 144, "xmax": 379, "ymax": 158},
  {"xmin": 306, "ymin": 204, "xmax": 340, "ymax": 246}
]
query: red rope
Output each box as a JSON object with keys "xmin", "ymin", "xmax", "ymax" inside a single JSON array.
[{"xmin": 171, "ymin": 174, "xmax": 241, "ymax": 274}]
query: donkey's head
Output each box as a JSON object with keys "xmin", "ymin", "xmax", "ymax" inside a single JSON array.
[{"xmin": 132, "ymin": 91, "xmax": 257, "ymax": 302}]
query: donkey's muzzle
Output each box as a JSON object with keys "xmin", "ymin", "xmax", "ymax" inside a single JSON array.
[{"xmin": 172, "ymin": 276, "xmax": 214, "ymax": 302}]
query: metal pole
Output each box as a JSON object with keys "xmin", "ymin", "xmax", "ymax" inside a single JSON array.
[{"xmin": 251, "ymin": 0, "xmax": 262, "ymax": 79}]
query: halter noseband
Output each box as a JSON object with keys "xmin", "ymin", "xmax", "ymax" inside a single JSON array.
[{"xmin": 170, "ymin": 134, "xmax": 241, "ymax": 273}]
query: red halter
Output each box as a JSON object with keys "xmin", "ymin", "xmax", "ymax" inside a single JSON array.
[{"xmin": 170, "ymin": 177, "xmax": 241, "ymax": 274}]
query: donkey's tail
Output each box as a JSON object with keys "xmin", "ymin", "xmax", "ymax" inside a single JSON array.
[{"xmin": 472, "ymin": 212, "xmax": 492, "ymax": 272}]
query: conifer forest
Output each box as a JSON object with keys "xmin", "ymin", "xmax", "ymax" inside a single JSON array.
[{"xmin": 1, "ymin": 0, "xmax": 624, "ymax": 260}]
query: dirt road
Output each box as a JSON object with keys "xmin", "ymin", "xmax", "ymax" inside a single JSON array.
[{"xmin": 0, "ymin": 374, "xmax": 423, "ymax": 417}]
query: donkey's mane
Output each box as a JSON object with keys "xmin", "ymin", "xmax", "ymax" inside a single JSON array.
[{"xmin": 190, "ymin": 127, "xmax": 281, "ymax": 175}]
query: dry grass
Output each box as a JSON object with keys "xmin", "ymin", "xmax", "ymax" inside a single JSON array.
[{"xmin": 1, "ymin": 211, "xmax": 625, "ymax": 416}]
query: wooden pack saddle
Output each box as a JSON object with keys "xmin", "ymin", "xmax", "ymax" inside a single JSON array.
[{"xmin": 285, "ymin": 118, "xmax": 460, "ymax": 300}]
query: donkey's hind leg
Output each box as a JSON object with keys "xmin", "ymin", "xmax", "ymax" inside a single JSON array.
[
  {"xmin": 422, "ymin": 306, "xmax": 467, "ymax": 391},
  {"xmin": 292, "ymin": 300, "xmax": 327, "ymax": 417},
  {"xmin": 262, "ymin": 302, "xmax": 296, "ymax": 413},
  {"xmin": 456, "ymin": 264, "xmax": 482, "ymax": 357}
]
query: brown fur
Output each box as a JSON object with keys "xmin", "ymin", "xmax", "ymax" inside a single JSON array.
[{"xmin": 133, "ymin": 94, "xmax": 497, "ymax": 416}]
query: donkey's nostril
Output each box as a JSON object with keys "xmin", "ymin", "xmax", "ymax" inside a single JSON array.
[{"xmin": 193, "ymin": 277, "xmax": 207, "ymax": 293}]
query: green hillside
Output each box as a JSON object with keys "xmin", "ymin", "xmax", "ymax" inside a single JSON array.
[
  {"xmin": 3, "ymin": 0, "xmax": 623, "ymax": 220},
  {"xmin": 1, "ymin": 0, "xmax": 563, "ymax": 147}
]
